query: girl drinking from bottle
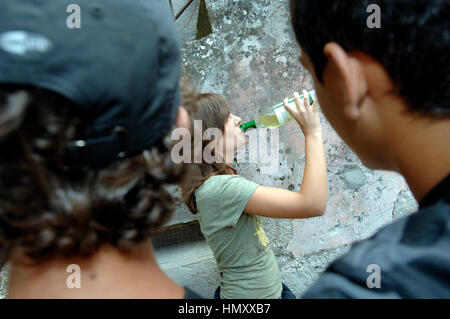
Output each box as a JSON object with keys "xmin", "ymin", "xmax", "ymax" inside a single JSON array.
[{"xmin": 181, "ymin": 90, "xmax": 328, "ymax": 299}]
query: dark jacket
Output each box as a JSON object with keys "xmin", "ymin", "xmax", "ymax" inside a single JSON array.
[{"xmin": 303, "ymin": 174, "xmax": 450, "ymax": 298}]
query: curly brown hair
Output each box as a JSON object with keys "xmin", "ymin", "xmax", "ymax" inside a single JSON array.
[
  {"xmin": 180, "ymin": 93, "xmax": 238, "ymax": 215},
  {"xmin": 0, "ymin": 81, "xmax": 198, "ymax": 268}
]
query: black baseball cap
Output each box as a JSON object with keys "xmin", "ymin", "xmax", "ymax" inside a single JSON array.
[{"xmin": 0, "ymin": 0, "xmax": 181, "ymax": 170}]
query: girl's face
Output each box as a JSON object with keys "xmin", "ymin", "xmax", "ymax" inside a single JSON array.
[{"xmin": 221, "ymin": 112, "xmax": 248, "ymax": 153}]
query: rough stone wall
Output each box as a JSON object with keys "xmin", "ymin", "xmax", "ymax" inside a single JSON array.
[{"xmin": 0, "ymin": 265, "xmax": 7, "ymax": 299}]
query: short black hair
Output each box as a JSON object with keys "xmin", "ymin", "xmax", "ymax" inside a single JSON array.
[{"xmin": 290, "ymin": 0, "xmax": 450, "ymax": 116}]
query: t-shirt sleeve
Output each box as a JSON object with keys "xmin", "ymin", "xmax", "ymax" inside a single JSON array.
[{"xmin": 196, "ymin": 174, "xmax": 259, "ymax": 229}]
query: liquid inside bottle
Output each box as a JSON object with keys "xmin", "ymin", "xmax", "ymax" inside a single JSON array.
[{"xmin": 240, "ymin": 90, "xmax": 316, "ymax": 131}]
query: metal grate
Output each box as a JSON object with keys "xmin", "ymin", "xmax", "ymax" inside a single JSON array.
[{"xmin": 152, "ymin": 221, "xmax": 205, "ymax": 250}]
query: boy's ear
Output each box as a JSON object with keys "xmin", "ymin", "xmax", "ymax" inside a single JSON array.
[{"xmin": 323, "ymin": 42, "xmax": 366, "ymax": 120}]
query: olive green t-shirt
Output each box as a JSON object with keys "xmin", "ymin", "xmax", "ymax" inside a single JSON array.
[{"xmin": 195, "ymin": 174, "xmax": 282, "ymax": 299}]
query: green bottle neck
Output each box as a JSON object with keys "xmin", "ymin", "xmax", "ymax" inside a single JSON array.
[{"xmin": 240, "ymin": 120, "xmax": 257, "ymax": 132}]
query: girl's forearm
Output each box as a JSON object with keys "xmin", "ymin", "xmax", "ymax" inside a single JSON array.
[{"xmin": 299, "ymin": 132, "xmax": 328, "ymax": 214}]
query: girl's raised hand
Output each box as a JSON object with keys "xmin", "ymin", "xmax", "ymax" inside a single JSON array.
[{"xmin": 283, "ymin": 90, "xmax": 321, "ymax": 137}]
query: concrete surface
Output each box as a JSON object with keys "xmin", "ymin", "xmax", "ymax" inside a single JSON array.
[
  {"xmin": 0, "ymin": 265, "xmax": 8, "ymax": 299},
  {"xmin": 0, "ymin": 0, "xmax": 419, "ymax": 299}
]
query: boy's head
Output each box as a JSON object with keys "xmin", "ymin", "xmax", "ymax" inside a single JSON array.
[
  {"xmin": 0, "ymin": 0, "xmax": 193, "ymax": 266},
  {"xmin": 290, "ymin": 0, "xmax": 450, "ymax": 169}
]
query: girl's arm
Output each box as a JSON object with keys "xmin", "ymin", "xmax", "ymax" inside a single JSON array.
[{"xmin": 244, "ymin": 90, "xmax": 328, "ymax": 219}]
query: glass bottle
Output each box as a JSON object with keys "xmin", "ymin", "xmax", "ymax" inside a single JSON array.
[{"xmin": 240, "ymin": 90, "xmax": 317, "ymax": 131}]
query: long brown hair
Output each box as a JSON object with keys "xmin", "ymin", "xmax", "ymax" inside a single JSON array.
[{"xmin": 181, "ymin": 93, "xmax": 238, "ymax": 214}]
